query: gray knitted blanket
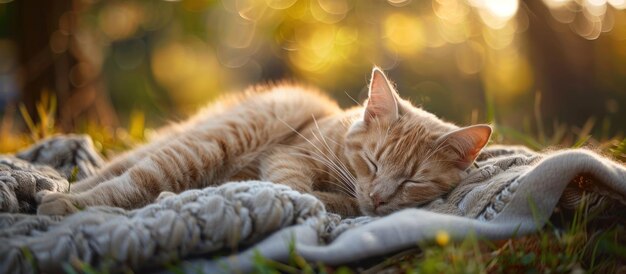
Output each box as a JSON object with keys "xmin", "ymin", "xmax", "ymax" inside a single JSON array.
[{"xmin": 1, "ymin": 136, "xmax": 625, "ymax": 273}]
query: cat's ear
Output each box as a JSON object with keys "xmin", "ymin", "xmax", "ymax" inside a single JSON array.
[
  {"xmin": 364, "ymin": 67, "xmax": 400, "ymax": 124},
  {"xmin": 437, "ymin": 125, "xmax": 492, "ymax": 170}
]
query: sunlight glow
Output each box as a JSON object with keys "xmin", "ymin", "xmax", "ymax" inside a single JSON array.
[
  {"xmin": 151, "ymin": 40, "xmax": 221, "ymax": 111},
  {"xmin": 264, "ymin": 0, "xmax": 297, "ymax": 10},
  {"xmin": 384, "ymin": 13, "xmax": 425, "ymax": 55},
  {"xmin": 470, "ymin": 0, "xmax": 519, "ymax": 29},
  {"xmin": 542, "ymin": 0, "xmax": 573, "ymax": 8},
  {"xmin": 236, "ymin": 0, "xmax": 267, "ymax": 21},
  {"xmin": 388, "ymin": 0, "xmax": 412, "ymax": 7},
  {"xmin": 482, "ymin": 21, "xmax": 517, "ymax": 49},
  {"xmin": 433, "ymin": 0, "xmax": 470, "ymax": 24},
  {"xmin": 484, "ymin": 0, "xmax": 518, "ymax": 19},
  {"xmin": 543, "ymin": 0, "xmax": 625, "ymax": 40},
  {"xmin": 288, "ymin": 25, "xmax": 357, "ymax": 77},
  {"xmin": 609, "ymin": 0, "xmax": 626, "ymax": 9},
  {"xmin": 484, "ymin": 47, "xmax": 533, "ymax": 101},
  {"xmin": 98, "ymin": 2, "xmax": 141, "ymax": 40},
  {"xmin": 456, "ymin": 41, "xmax": 485, "ymax": 75}
]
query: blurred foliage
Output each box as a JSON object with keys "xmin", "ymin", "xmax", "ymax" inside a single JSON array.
[{"xmin": 0, "ymin": 0, "xmax": 626, "ymax": 152}]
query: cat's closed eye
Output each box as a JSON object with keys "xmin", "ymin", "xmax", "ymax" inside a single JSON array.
[{"xmin": 364, "ymin": 155, "xmax": 378, "ymax": 174}]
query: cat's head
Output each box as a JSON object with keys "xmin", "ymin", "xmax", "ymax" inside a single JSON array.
[{"xmin": 345, "ymin": 68, "xmax": 492, "ymax": 216}]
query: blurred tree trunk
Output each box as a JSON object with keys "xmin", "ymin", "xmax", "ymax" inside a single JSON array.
[
  {"xmin": 524, "ymin": 0, "xmax": 606, "ymax": 129},
  {"xmin": 15, "ymin": 0, "xmax": 117, "ymax": 132}
]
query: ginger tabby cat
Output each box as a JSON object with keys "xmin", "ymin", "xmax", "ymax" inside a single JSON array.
[{"xmin": 37, "ymin": 68, "xmax": 491, "ymax": 217}]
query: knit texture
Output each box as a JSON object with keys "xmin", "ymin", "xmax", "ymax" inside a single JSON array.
[{"xmin": 1, "ymin": 136, "xmax": 625, "ymax": 273}]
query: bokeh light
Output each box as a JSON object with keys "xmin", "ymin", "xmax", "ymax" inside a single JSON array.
[{"xmin": 0, "ymin": 0, "xmax": 624, "ymax": 139}]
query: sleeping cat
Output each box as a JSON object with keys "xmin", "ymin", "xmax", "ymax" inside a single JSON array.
[{"xmin": 37, "ymin": 68, "xmax": 491, "ymax": 217}]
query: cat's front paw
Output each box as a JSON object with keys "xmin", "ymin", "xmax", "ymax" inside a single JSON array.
[{"xmin": 37, "ymin": 191, "xmax": 82, "ymax": 216}]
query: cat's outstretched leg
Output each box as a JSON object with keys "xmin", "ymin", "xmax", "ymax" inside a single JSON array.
[
  {"xmin": 68, "ymin": 152, "xmax": 144, "ymax": 193},
  {"xmin": 69, "ymin": 126, "xmax": 188, "ymax": 193},
  {"xmin": 68, "ymin": 139, "xmax": 178, "ymax": 193},
  {"xmin": 37, "ymin": 152, "xmax": 155, "ymax": 215},
  {"xmin": 37, "ymin": 172, "xmax": 159, "ymax": 215},
  {"xmin": 37, "ymin": 134, "xmax": 225, "ymax": 215}
]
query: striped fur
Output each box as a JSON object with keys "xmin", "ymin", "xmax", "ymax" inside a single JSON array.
[{"xmin": 37, "ymin": 69, "xmax": 491, "ymax": 217}]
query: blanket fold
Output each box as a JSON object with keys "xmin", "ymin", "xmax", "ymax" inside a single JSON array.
[{"xmin": 0, "ymin": 136, "xmax": 625, "ymax": 273}]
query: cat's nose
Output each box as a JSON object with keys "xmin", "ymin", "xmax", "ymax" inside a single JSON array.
[{"xmin": 369, "ymin": 192, "xmax": 386, "ymax": 207}]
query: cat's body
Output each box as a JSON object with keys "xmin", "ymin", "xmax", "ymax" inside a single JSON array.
[{"xmin": 38, "ymin": 68, "xmax": 491, "ymax": 217}]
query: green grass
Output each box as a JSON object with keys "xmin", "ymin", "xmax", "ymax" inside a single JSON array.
[
  {"xmin": 4, "ymin": 93, "xmax": 626, "ymax": 273},
  {"xmin": 0, "ymin": 93, "xmax": 144, "ymax": 156},
  {"xmin": 244, "ymin": 196, "xmax": 626, "ymax": 274}
]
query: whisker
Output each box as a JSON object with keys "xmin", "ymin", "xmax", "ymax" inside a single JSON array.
[
  {"xmin": 274, "ymin": 147, "xmax": 357, "ymax": 196},
  {"xmin": 310, "ymin": 168, "xmax": 357, "ymax": 197},
  {"xmin": 288, "ymin": 149, "xmax": 357, "ymax": 195},
  {"xmin": 284, "ymin": 145, "xmax": 357, "ymax": 194},
  {"xmin": 276, "ymin": 117, "xmax": 360, "ymax": 197},
  {"xmin": 339, "ymin": 116, "xmax": 355, "ymax": 128},
  {"xmin": 321, "ymin": 142, "xmax": 359, "ymax": 186},
  {"xmin": 276, "ymin": 117, "xmax": 339, "ymax": 164},
  {"xmin": 310, "ymin": 116, "xmax": 358, "ymax": 186},
  {"xmin": 344, "ymin": 91, "xmax": 363, "ymax": 106}
]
